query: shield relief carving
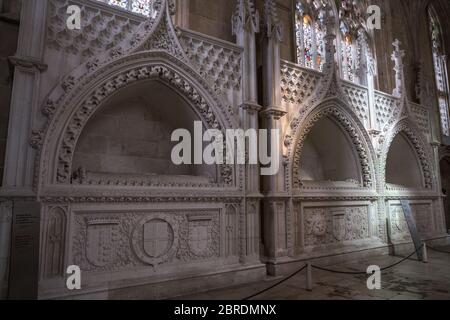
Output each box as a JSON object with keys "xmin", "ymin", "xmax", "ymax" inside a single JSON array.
[
  {"xmin": 86, "ymin": 218, "xmax": 119, "ymax": 267},
  {"xmin": 187, "ymin": 216, "xmax": 213, "ymax": 257}
]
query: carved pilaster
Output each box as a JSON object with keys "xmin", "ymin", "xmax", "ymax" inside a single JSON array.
[
  {"xmin": 232, "ymin": 0, "xmax": 259, "ymax": 104},
  {"xmin": 233, "ymin": 1, "xmax": 262, "ymax": 196},
  {"xmin": 3, "ymin": 0, "xmax": 48, "ymax": 191},
  {"xmin": 262, "ymin": 0, "xmax": 283, "ymax": 110}
]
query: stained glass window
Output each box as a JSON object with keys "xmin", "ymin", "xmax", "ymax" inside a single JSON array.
[
  {"xmin": 429, "ymin": 8, "xmax": 450, "ymax": 136},
  {"xmin": 336, "ymin": 0, "xmax": 368, "ymax": 83},
  {"xmin": 295, "ymin": 0, "xmax": 328, "ymax": 72},
  {"xmin": 340, "ymin": 34, "xmax": 355, "ymax": 82},
  {"xmin": 96, "ymin": 0, "xmax": 155, "ymax": 17}
]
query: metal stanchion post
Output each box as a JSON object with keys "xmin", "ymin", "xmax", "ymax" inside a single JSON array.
[
  {"xmin": 422, "ymin": 243, "xmax": 428, "ymax": 263},
  {"xmin": 306, "ymin": 262, "xmax": 312, "ymax": 292}
]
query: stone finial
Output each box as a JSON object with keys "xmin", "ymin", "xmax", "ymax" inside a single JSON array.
[
  {"xmin": 357, "ymin": 28, "xmax": 377, "ymax": 76},
  {"xmin": 168, "ymin": 0, "xmax": 176, "ymax": 15},
  {"xmin": 391, "ymin": 39, "xmax": 406, "ymax": 97},
  {"xmin": 263, "ymin": 0, "xmax": 283, "ymax": 42},
  {"xmin": 324, "ymin": 5, "xmax": 336, "ymax": 69},
  {"xmin": 232, "ymin": 0, "xmax": 260, "ymax": 35}
]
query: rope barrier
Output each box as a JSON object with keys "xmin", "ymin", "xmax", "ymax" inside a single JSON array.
[
  {"xmin": 242, "ymin": 246, "xmax": 423, "ymax": 299},
  {"xmin": 311, "ymin": 247, "xmax": 420, "ymax": 275},
  {"xmin": 426, "ymin": 245, "xmax": 450, "ymax": 254},
  {"xmin": 243, "ymin": 264, "xmax": 307, "ymax": 300}
]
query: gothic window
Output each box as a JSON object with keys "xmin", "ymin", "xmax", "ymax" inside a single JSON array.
[
  {"xmin": 428, "ymin": 8, "xmax": 450, "ymax": 137},
  {"xmin": 295, "ymin": 0, "xmax": 328, "ymax": 72},
  {"xmin": 95, "ymin": 0, "xmax": 155, "ymax": 17},
  {"xmin": 336, "ymin": 0, "xmax": 370, "ymax": 84}
]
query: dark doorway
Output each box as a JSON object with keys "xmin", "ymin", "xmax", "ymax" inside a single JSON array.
[{"xmin": 440, "ymin": 156, "xmax": 450, "ymax": 232}]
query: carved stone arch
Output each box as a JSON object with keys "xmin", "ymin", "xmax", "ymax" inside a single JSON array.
[
  {"xmin": 286, "ymin": 99, "xmax": 376, "ymax": 191},
  {"xmin": 380, "ymin": 118, "xmax": 434, "ymax": 189},
  {"xmin": 37, "ymin": 51, "xmax": 238, "ymax": 189}
]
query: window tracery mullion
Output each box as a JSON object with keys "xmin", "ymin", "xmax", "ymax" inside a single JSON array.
[
  {"xmin": 312, "ymin": 19, "xmax": 318, "ymax": 70},
  {"xmin": 296, "ymin": 12, "xmax": 305, "ymax": 66}
]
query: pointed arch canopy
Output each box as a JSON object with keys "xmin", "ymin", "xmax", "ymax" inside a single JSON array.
[
  {"xmin": 380, "ymin": 119, "xmax": 434, "ymax": 190},
  {"xmin": 36, "ymin": 0, "xmax": 238, "ymax": 189},
  {"xmin": 287, "ymin": 99, "xmax": 376, "ymax": 190},
  {"xmin": 37, "ymin": 50, "xmax": 238, "ymax": 188}
]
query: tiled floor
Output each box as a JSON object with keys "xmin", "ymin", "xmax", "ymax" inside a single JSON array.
[{"xmin": 178, "ymin": 245, "xmax": 450, "ymax": 300}]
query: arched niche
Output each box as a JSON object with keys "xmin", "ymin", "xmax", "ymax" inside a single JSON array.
[
  {"xmin": 298, "ymin": 116, "xmax": 362, "ymax": 187},
  {"xmin": 385, "ymin": 132, "xmax": 423, "ymax": 189},
  {"xmin": 71, "ymin": 80, "xmax": 217, "ymax": 185}
]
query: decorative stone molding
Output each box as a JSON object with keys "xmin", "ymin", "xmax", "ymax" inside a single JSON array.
[
  {"xmin": 374, "ymin": 91, "xmax": 398, "ymax": 130},
  {"xmin": 280, "ymin": 61, "xmax": 322, "ymax": 105},
  {"xmin": 342, "ymin": 82, "xmax": 370, "ymax": 128},
  {"xmin": 40, "ymin": 196, "xmax": 245, "ymax": 204},
  {"xmin": 46, "ymin": 0, "xmax": 142, "ymax": 58},
  {"xmin": 42, "ymin": 206, "xmax": 67, "ymax": 278},
  {"xmin": 8, "ymin": 55, "xmax": 48, "ymax": 72},
  {"xmin": 71, "ymin": 209, "xmax": 221, "ymax": 273},
  {"xmin": 410, "ymin": 102, "xmax": 431, "ymax": 137},
  {"xmin": 303, "ymin": 206, "xmax": 370, "ymax": 246},
  {"xmin": 180, "ymin": 29, "xmax": 243, "ymax": 92}
]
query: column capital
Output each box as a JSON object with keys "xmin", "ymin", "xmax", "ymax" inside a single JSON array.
[
  {"xmin": 263, "ymin": 0, "xmax": 283, "ymax": 42},
  {"xmin": 260, "ymin": 107, "xmax": 287, "ymax": 120},
  {"xmin": 8, "ymin": 55, "xmax": 48, "ymax": 72},
  {"xmin": 232, "ymin": 0, "xmax": 260, "ymax": 35},
  {"xmin": 240, "ymin": 102, "xmax": 263, "ymax": 112}
]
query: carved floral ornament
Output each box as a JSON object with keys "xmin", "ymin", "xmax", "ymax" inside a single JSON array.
[{"xmin": 36, "ymin": 0, "xmax": 238, "ymax": 189}]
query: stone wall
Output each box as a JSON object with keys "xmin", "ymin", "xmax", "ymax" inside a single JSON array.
[
  {"xmin": 0, "ymin": 0, "xmax": 20, "ymax": 186},
  {"xmin": 0, "ymin": 0, "xmax": 20, "ymax": 300},
  {"xmin": 188, "ymin": 0, "xmax": 236, "ymax": 43}
]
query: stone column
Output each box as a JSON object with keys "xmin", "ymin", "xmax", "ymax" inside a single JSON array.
[
  {"xmin": 260, "ymin": 0, "xmax": 288, "ymax": 270},
  {"xmin": 174, "ymin": 0, "xmax": 189, "ymax": 29},
  {"xmin": 3, "ymin": 0, "xmax": 47, "ymax": 192},
  {"xmin": 232, "ymin": 0, "xmax": 262, "ymax": 263},
  {"xmin": 1, "ymin": 0, "xmax": 48, "ymax": 299}
]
